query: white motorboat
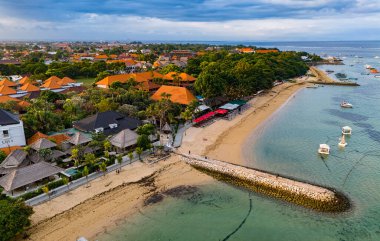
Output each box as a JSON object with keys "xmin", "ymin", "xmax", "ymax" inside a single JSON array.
[
  {"xmin": 375, "ymin": 75, "xmax": 380, "ymax": 78},
  {"xmin": 340, "ymin": 101, "xmax": 353, "ymax": 108},
  {"xmin": 338, "ymin": 134, "xmax": 347, "ymax": 148},
  {"xmin": 365, "ymin": 64, "xmax": 372, "ymax": 69},
  {"xmin": 318, "ymin": 144, "xmax": 330, "ymax": 155},
  {"xmin": 342, "ymin": 126, "xmax": 352, "ymax": 135}
]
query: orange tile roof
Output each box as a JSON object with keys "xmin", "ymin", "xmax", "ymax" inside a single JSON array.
[
  {"xmin": 48, "ymin": 134, "xmax": 70, "ymax": 145},
  {"xmin": 20, "ymin": 83, "xmax": 40, "ymax": 92},
  {"xmin": 27, "ymin": 132, "xmax": 48, "ymax": 145},
  {"xmin": 17, "ymin": 100, "xmax": 31, "ymax": 108},
  {"xmin": 239, "ymin": 48, "xmax": 254, "ymax": 53},
  {"xmin": 19, "ymin": 76, "xmax": 32, "ymax": 85},
  {"xmin": 255, "ymin": 49, "xmax": 279, "ymax": 54},
  {"xmin": 44, "ymin": 76, "xmax": 62, "ymax": 83},
  {"xmin": 151, "ymin": 85, "xmax": 196, "ymax": 105},
  {"xmin": 0, "ymin": 78, "xmax": 17, "ymax": 87},
  {"xmin": 125, "ymin": 59, "xmax": 137, "ymax": 66},
  {"xmin": 95, "ymin": 54, "xmax": 108, "ymax": 59},
  {"xmin": 59, "ymin": 77, "xmax": 76, "ymax": 85},
  {"xmin": 0, "ymin": 85, "xmax": 17, "ymax": 95},
  {"xmin": 96, "ymin": 71, "xmax": 164, "ymax": 87},
  {"xmin": 163, "ymin": 72, "xmax": 196, "ymax": 82},
  {"xmin": 41, "ymin": 79, "xmax": 62, "ymax": 89},
  {"xmin": 0, "ymin": 146, "xmax": 23, "ymax": 155},
  {"xmin": 138, "ymin": 81, "xmax": 161, "ymax": 91},
  {"xmin": 0, "ymin": 96, "xmax": 20, "ymax": 104}
]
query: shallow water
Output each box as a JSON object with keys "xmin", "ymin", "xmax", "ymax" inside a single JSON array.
[{"xmin": 99, "ymin": 43, "xmax": 380, "ymax": 241}]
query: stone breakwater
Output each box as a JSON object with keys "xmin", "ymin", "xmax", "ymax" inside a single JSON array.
[{"xmin": 178, "ymin": 153, "xmax": 350, "ymax": 212}]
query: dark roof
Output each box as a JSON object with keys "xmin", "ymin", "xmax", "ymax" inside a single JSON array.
[
  {"xmin": 30, "ymin": 138, "xmax": 57, "ymax": 151},
  {"xmin": 0, "ymin": 149, "xmax": 28, "ymax": 169},
  {"xmin": 0, "ymin": 109, "xmax": 20, "ymax": 125},
  {"xmin": 73, "ymin": 111, "xmax": 142, "ymax": 135},
  {"xmin": 0, "ymin": 161, "xmax": 63, "ymax": 191}
]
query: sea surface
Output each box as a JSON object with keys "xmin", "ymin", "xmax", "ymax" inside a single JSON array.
[{"xmin": 99, "ymin": 41, "xmax": 380, "ymax": 241}]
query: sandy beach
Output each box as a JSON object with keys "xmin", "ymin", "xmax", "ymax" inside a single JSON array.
[{"xmin": 24, "ymin": 73, "xmax": 319, "ymax": 241}]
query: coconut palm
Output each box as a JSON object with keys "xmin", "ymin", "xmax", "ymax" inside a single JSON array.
[
  {"xmin": 116, "ymin": 154, "xmax": 123, "ymax": 171},
  {"xmin": 135, "ymin": 147, "xmax": 143, "ymax": 161},
  {"xmin": 128, "ymin": 151, "xmax": 134, "ymax": 164}
]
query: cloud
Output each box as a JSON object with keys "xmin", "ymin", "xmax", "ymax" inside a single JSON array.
[{"xmin": 0, "ymin": 0, "xmax": 379, "ymax": 41}]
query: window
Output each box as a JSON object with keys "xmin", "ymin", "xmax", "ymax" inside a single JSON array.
[{"xmin": 3, "ymin": 130, "xmax": 9, "ymax": 138}]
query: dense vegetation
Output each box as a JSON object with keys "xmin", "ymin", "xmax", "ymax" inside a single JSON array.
[
  {"xmin": 187, "ymin": 51, "xmax": 309, "ymax": 98},
  {"xmin": 0, "ymin": 194, "xmax": 33, "ymax": 241}
]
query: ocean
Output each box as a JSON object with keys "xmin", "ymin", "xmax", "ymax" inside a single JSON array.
[{"xmin": 99, "ymin": 41, "xmax": 380, "ymax": 241}]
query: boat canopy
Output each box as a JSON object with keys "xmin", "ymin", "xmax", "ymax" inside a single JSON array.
[
  {"xmin": 319, "ymin": 144, "xmax": 330, "ymax": 149},
  {"xmin": 342, "ymin": 126, "xmax": 352, "ymax": 131},
  {"xmin": 229, "ymin": 100, "xmax": 247, "ymax": 106},
  {"xmin": 215, "ymin": 109, "xmax": 228, "ymax": 115}
]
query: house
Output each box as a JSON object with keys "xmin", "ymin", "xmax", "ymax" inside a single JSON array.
[
  {"xmin": 96, "ymin": 71, "xmax": 163, "ymax": 91},
  {"xmin": 0, "ymin": 161, "xmax": 63, "ymax": 194},
  {"xmin": 0, "ymin": 78, "xmax": 17, "ymax": 87},
  {"xmin": 109, "ymin": 129, "xmax": 139, "ymax": 153},
  {"xmin": 0, "ymin": 109, "xmax": 26, "ymax": 148},
  {"xmin": 73, "ymin": 111, "xmax": 142, "ymax": 135},
  {"xmin": 20, "ymin": 83, "xmax": 40, "ymax": 92},
  {"xmin": 163, "ymin": 72, "xmax": 196, "ymax": 85},
  {"xmin": 237, "ymin": 47, "xmax": 255, "ymax": 53},
  {"xmin": 151, "ymin": 85, "xmax": 197, "ymax": 105},
  {"xmin": 255, "ymin": 49, "xmax": 279, "ymax": 54},
  {"xmin": 0, "ymin": 149, "xmax": 29, "ymax": 175},
  {"xmin": 0, "ymin": 85, "xmax": 17, "ymax": 95}
]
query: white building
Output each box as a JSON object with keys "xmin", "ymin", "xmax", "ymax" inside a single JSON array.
[{"xmin": 0, "ymin": 109, "xmax": 26, "ymax": 148}]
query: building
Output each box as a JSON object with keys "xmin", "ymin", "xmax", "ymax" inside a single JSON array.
[
  {"xmin": 151, "ymin": 85, "xmax": 197, "ymax": 105},
  {"xmin": 73, "ymin": 111, "xmax": 142, "ymax": 135},
  {"xmin": 0, "ymin": 109, "xmax": 26, "ymax": 149}
]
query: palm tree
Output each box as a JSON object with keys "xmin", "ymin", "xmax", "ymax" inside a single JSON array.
[
  {"xmin": 71, "ymin": 148, "xmax": 79, "ymax": 167},
  {"xmin": 128, "ymin": 151, "xmax": 134, "ymax": 164},
  {"xmin": 135, "ymin": 147, "xmax": 143, "ymax": 161},
  {"xmin": 83, "ymin": 166, "xmax": 89, "ymax": 183},
  {"xmin": 99, "ymin": 162, "xmax": 107, "ymax": 176},
  {"xmin": 42, "ymin": 186, "xmax": 49, "ymax": 199},
  {"xmin": 116, "ymin": 154, "xmax": 123, "ymax": 171},
  {"xmin": 62, "ymin": 177, "xmax": 70, "ymax": 190},
  {"xmin": 84, "ymin": 153, "xmax": 96, "ymax": 166}
]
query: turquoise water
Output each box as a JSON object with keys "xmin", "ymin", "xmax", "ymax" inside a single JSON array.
[{"xmin": 99, "ymin": 45, "xmax": 380, "ymax": 241}]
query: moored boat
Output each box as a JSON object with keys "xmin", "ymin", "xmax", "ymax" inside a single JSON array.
[
  {"xmin": 375, "ymin": 75, "xmax": 380, "ymax": 78},
  {"xmin": 342, "ymin": 126, "xmax": 352, "ymax": 135},
  {"xmin": 340, "ymin": 101, "xmax": 353, "ymax": 108},
  {"xmin": 318, "ymin": 144, "xmax": 330, "ymax": 155}
]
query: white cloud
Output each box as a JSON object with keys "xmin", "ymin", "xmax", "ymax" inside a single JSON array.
[{"xmin": 0, "ymin": 11, "xmax": 379, "ymax": 41}]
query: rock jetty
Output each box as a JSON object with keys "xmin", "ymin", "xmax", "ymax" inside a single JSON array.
[{"xmin": 179, "ymin": 154, "xmax": 350, "ymax": 212}]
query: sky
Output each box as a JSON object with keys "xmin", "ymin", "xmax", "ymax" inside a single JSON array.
[{"xmin": 0, "ymin": 0, "xmax": 379, "ymax": 41}]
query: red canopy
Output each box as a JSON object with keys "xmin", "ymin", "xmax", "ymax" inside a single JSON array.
[
  {"xmin": 193, "ymin": 111, "xmax": 216, "ymax": 123},
  {"xmin": 215, "ymin": 109, "xmax": 228, "ymax": 115}
]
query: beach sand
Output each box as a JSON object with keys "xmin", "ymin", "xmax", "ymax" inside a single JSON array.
[{"xmin": 24, "ymin": 73, "xmax": 317, "ymax": 241}]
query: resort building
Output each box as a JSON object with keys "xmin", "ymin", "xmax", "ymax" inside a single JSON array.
[
  {"xmin": 73, "ymin": 111, "xmax": 142, "ymax": 135},
  {"xmin": 151, "ymin": 85, "xmax": 197, "ymax": 105},
  {"xmin": 109, "ymin": 129, "xmax": 139, "ymax": 153},
  {"xmin": 0, "ymin": 109, "xmax": 26, "ymax": 149}
]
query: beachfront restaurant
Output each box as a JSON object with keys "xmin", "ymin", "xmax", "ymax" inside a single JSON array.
[{"xmin": 0, "ymin": 161, "xmax": 63, "ymax": 196}]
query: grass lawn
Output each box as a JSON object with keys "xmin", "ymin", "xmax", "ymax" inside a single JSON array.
[{"xmin": 75, "ymin": 77, "xmax": 96, "ymax": 87}]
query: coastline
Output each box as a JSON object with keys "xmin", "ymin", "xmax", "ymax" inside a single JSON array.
[{"xmin": 24, "ymin": 73, "xmax": 320, "ymax": 241}]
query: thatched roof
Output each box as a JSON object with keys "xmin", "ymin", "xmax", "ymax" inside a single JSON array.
[
  {"xmin": 68, "ymin": 132, "xmax": 91, "ymax": 145},
  {"xmin": 30, "ymin": 138, "xmax": 57, "ymax": 151},
  {"xmin": 0, "ymin": 161, "xmax": 63, "ymax": 191},
  {"xmin": 110, "ymin": 129, "xmax": 138, "ymax": 148},
  {"xmin": 0, "ymin": 149, "xmax": 28, "ymax": 169},
  {"xmin": 162, "ymin": 123, "xmax": 172, "ymax": 132}
]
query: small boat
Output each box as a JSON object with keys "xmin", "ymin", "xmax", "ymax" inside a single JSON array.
[
  {"xmin": 335, "ymin": 73, "xmax": 347, "ymax": 79},
  {"xmin": 338, "ymin": 134, "xmax": 347, "ymax": 148},
  {"xmin": 326, "ymin": 70, "xmax": 334, "ymax": 74},
  {"xmin": 375, "ymin": 75, "xmax": 380, "ymax": 78},
  {"xmin": 318, "ymin": 144, "xmax": 330, "ymax": 155},
  {"xmin": 375, "ymin": 56, "xmax": 380, "ymax": 59},
  {"xmin": 365, "ymin": 64, "xmax": 372, "ymax": 69},
  {"xmin": 340, "ymin": 101, "xmax": 353, "ymax": 108},
  {"xmin": 348, "ymin": 77, "xmax": 358, "ymax": 80},
  {"xmin": 342, "ymin": 126, "xmax": 352, "ymax": 135}
]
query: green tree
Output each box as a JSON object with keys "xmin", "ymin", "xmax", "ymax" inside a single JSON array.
[
  {"xmin": 128, "ymin": 151, "xmax": 134, "ymax": 164},
  {"xmin": 83, "ymin": 166, "xmax": 89, "ymax": 183},
  {"xmin": 99, "ymin": 162, "xmax": 107, "ymax": 176},
  {"xmin": 71, "ymin": 148, "xmax": 79, "ymax": 166},
  {"xmin": 0, "ymin": 150, "xmax": 6, "ymax": 164},
  {"xmin": 135, "ymin": 147, "xmax": 143, "ymax": 161},
  {"xmin": 0, "ymin": 198, "xmax": 33, "ymax": 241},
  {"xmin": 116, "ymin": 154, "xmax": 123, "ymax": 171},
  {"xmin": 42, "ymin": 186, "xmax": 49, "ymax": 199},
  {"xmin": 62, "ymin": 177, "xmax": 70, "ymax": 190},
  {"xmin": 160, "ymin": 64, "xmax": 181, "ymax": 74},
  {"xmin": 84, "ymin": 153, "xmax": 96, "ymax": 166}
]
